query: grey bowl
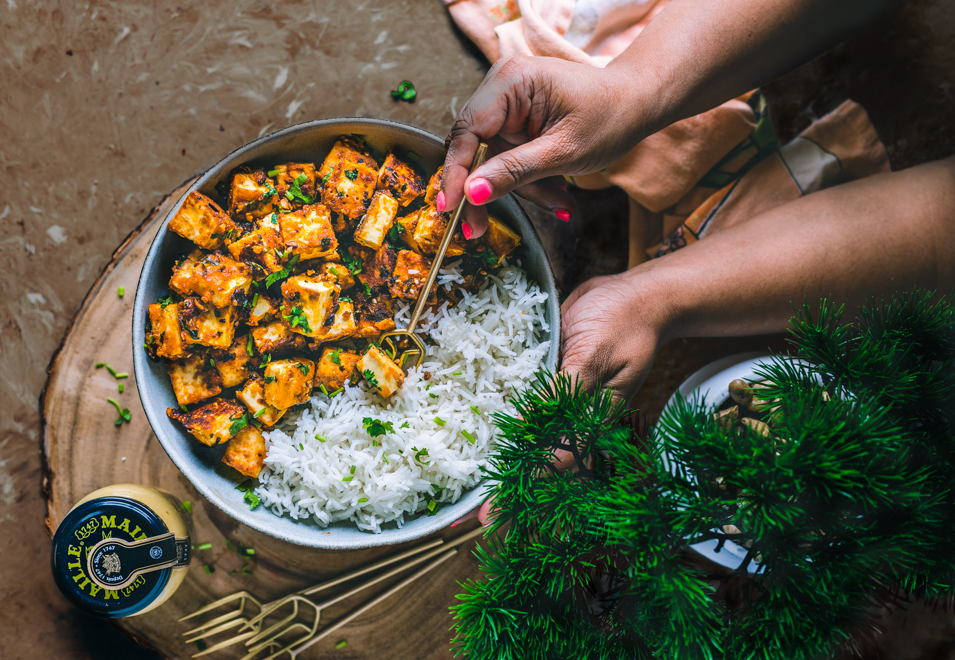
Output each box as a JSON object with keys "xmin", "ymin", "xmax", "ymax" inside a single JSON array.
[{"xmin": 132, "ymin": 118, "xmax": 560, "ymax": 549}]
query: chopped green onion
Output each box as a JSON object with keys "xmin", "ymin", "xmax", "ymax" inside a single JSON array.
[
  {"xmin": 342, "ymin": 476, "xmax": 354, "ymax": 482},
  {"xmin": 329, "ymin": 266, "xmax": 341, "ymax": 277},
  {"xmin": 336, "ymin": 640, "xmax": 347, "ymax": 650},
  {"xmin": 246, "ymin": 548, "xmax": 255, "ymax": 555},
  {"xmin": 95, "ymin": 362, "xmax": 105, "ymax": 368},
  {"xmin": 429, "ymin": 393, "xmax": 438, "ymax": 399},
  {"xmin": 470, "ymin": 405, "xmax": 481, "ymax": 415},
  {"xmin": 452, "ymin": 372, "xmax": 462, "ymax": 376},
  {"xmin": 229, "ymin": 570, "xmax": 237, "ymax": 576},
  {"xmin": 428, "ymin": 500, "xmax": 437, "ymax": 512},
  {"xmin": 251, "ymin": 292, "xmax": 260, "ymax": 307},
  {"xmin": 320, "ymin": 384, "xmax": 329, "ymax": 396},
  {"xmin": 268, "ymin": 169, "xmax": 279, "ymax": 177},
  {"xmin": 350, "ymin": 465, "xmax": 356, "ymax": 474},
  {"xmin": 204, "ymin": 565, "xmax": 214, "ymax": 574},
  {"xmin": 180, "ymin": 404, "xmax": 189, "ymax": 413},
  {"xmin": 299, "ymin": 443, "xmax": 304, "ymax": 450},
  {"xmin": 182, "ymin": 501, "xmax": 192, "ymax": 513},
  {"xmin": 242, "ymin": 563, "xmax": 252, "ymax": 575},
  {"xmin": 253, "ymin": 408, "xmax": 267, "ymax": 418},
  {"xmin": 210, "ymin": 358, "xmax": 216, "ymax": 368},
  {"xmin": 247, "ymin": 334, "xmax": 254, "ymax": 356},
  {"xmin": 331, "ymin": 388, "xmax": 344, "ymax": 397},
  {"xmin": 226, "ymin": 539, "xmax": 234, "ymax": 550},
  {"xmin": 434, "ymin": 417, "xmax": 446, "ymax": 426},
  {"xmin": 118, "ymin": 383, "xmax": 124, "ymax": 393},
  {"xmin": 358, "ymin": 497, "xmax": 368, "ymax": 503},
  {"xmin": 315, "ymin": 434, "xmax": 327, "ymax": 442},
  {"xmin": 117, "ymin": 286, "xmax": 125, "ymax": 297},
  {"xmin": 197, "ymin": 543, "xmax": 212, "ymax": 551},
  {"xmin": 461, "ymin": 429, "xmax": 477, "ymax": 444}
]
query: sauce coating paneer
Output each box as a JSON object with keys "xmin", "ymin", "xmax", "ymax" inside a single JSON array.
[
  {"xmin": 167, "ymin": 352, "xmax": 223, "ymax": 406},
  {"xmin": 376, "ymin": 151, "xmax": 426, "ymax": 207},
  {"xmin": 179, "ymin": 296, "xmax": 238, "ymax": 349},
  {"xmin": 279, "ymin": 203, "xmax": 338, "ymax": 260},
  {"xmin": 359, "ymin": 246, "xmax": 397, "ymax": 290},
  {"xmin": 318, "ymin": 137, "xmax": 370, "ymax": 190},
  {"xmin": 312, "ymin": 299, "xmax": 357, "ymax": 343},
  {"xmin": 167, "ymin": 398, "xmax": 247, "ymax": 447},
  {"xmin": 314, "ymin": 346, "xmax": 361, "ymax": 392},
  {"xmin": 211, "ymin": 333, "xmax": 257, "ymax": 388},
  {"xmin": 482, "ymin": 215, "xmax": 522, "ymax": 265},
  {"xmin": 146, "ymin": 302, "xmax": 190, "ymax": 359},
  {"xmin": 247, "ymin": 293, "xmax": 280, "ymax": 326},
  {"xmin": 168, "ymin": 191, "xmax": 239, "ymax": 250},
  {"xmin": 236, "ymin": 373, "xmax": 286, "ymax": 427},
  {"xmin": 264, "ymin": 358, "xmax": 316, "ymax": 410},
  {"xmin": 221, "ymin": 425, "xmax": 267, "ymax": 478},
  {"xmin": 412, "ymin": 205, "xmax": 466, "ymax": 256},
  {"xmin": 389, "ymin": 250, "xmax": 432, "ymax": 301},
  {"xmin": 169, "ymin": 249, "xmax": 253, "ymax": 309},
  {"xmin": 396, "ymin": 209, "xmax": 423, "ymax": 252},
  {"xmin": 424, "ymin": 166, "xmax": 443, "ymax": 205},
  {"xmin": 323, "ymin": 158, "xmax": 378, "ymax": 219},
  {"xmin": 354, "ymin": 191, "xmax": 399, "ymax": 251},
  {"xmin": 272, "ymin": 163, "xmax": 318, "ymax": 202},
  {"xmin": 354, "ymin": 290, "xmax": 396, "ymax": 337},
  {"xmin": 358, "ymin": 345, "xmax": 405, "ymax": 398},
  {"xmin": 227, "ymin": 226, "xmax": 285, "ymax": 275},
  {"xmin": 228, "ymin": 167, "xmax": 277, "ymax": 219},
  {"xmin": 280, "ymin": 274, "xmax": 338, "ymax": 338},
  {"xmin": 250, "ymin": 319, "xmax": 309, "ymax": 356}
]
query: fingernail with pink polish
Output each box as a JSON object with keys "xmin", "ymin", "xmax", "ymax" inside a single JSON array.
[
  {"xmin": 555, "ymin": 209, "xmax": 571, "ymax": 222},
  {"xmin": 436, "ymin": 191, "xmax": 446, "ymax": 212},
  {"xmin": 468, "ymin": 178, "xmax": 492, "ymax": 205},
  {"xmin": 462, "ymin": 222, "xmax": 472, "ymax": 240},
  {"xmin": 450, "ymin": 520, "xmax": 461, "ymax": 527}
]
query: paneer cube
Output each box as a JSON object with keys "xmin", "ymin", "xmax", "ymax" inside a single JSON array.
[
  {"xmin": 389, "ymin": 250, "xmax": 432, "ymax": 301},
  {"xmin": 167, "ymin": 191, "xmax": 239, "ymax": 250},
  {"xmin": 280, "ymin": 275, "xmax": 338, "ymax": 338},
  {"xmin": 314, "ymin": 346, "xmax": 361, "ymax": 392},
  {"xmin": 169, "ymin": 249, "xmax": 253, "ymax": 309},
  {"xmin": 424, "ymin": 166, "xmax": 443, "ymax": 205},
  {"xmin": 354, "ymin": 191, "xmax": 399, "ymax": 250},
  {"xmin": 412, "ymin": 205, "xmax": 466, "ymax": 256},
  {"xmin": 312, "ymin": 299, "xmax": 357, "ymax": 343},
  {"xmin": 316, "ymin": 261, "xmax": 356, "ymax": 290},
  {"xmin": 358, "ymin": 246, "xmax": 397, "ymax": 290},
  {"xmin": 323, "ymin": 159, "xmax": 378, "ymax": 219},
  {"xmin": 228, "ymin": 167, "xmax": 277, "ymax": 219},
  {"xmin": 236, "ymin": 373, "xmax": 286, "ymax": 427},
  {"xmin": 166, "ymin": 352, "xmax": 223, "ymax": 406},
  {"xmin": 146, "ymin": 302, "xmax": 190, "ymax": 359},
  {"xmin": 482, "ymin": 215, "xmax": 522, "ymax": 265},
  {"xmin": 227, "ymin": 226, "xmax": 285, "ymax": 275},
  {"xmin": 358, "ymin": 345, "xmax": 405, "ymax": 398},
  {"xmin": 247, "ymin": 293, "xmax": 280, "ymax": 326},
  {"xmin": 178, "ymin": 297, "xmax": 238, "ymax": 350},
  {"xmin": 273, "ymin": 163, "xmax": 318, "ymax": 203},
  {"xmin": 221, "ymin": 425, "xmax": 267, "ymax": 478},
  {"xmin": 263, "ymin": 358, "xmax": 316, "ymax": 410},
  {"xmin": 317, "ymin": 137, "xmax": 370, "ymax": 190},
  {"xmin": 377, "ymin": 151, "xmax": 426, "ymax": 207},
  {"xmin": 396, "ymin": 209, "xmax": 423, "ymax": 252},
  {"xmin": 211, "ymin": 333, "xmax": 257, "ymax": 388},
  {"xmin": 166, "ymin": 398, "xmax": 247, "ymax": 447},
  {"xmin": 354, "ymin": 290, "xmax": 396, "ymax": 337},
  {"xmin": 279, "ymin": 204, "xmax": 338, "ymax": 260},
  {"xmin": 250, "ymin": 320, "xmax": 309, "ymax": 356}
]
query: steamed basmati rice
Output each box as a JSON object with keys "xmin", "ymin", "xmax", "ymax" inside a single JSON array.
[{"xmin": 256, "ymin": 261, "xmax": 550, "ymax": 532}]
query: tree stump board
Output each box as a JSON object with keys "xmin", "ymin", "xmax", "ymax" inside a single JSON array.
[{"xmin": 39, "ymin": 181, "xmax": 490, "ymax": 660}]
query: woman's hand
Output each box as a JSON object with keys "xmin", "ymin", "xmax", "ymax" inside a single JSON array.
[{"xmin": 440, "ymin": 56, "xmax": 648, "ymax": 238}]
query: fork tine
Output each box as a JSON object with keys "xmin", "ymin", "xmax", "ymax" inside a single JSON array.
[
  {"xmin": 190, "ymin": 628, "xmax": 261, "ymax": 658},
  {"xmin": 244, "ymin": 600, "xmax": 301, "ymax": 646},
  {"xmin": 246, "ymin": 621, "xmax": 316, "ymax": 660},
  {"xmin": 240, "ymin": 593, "xmax": 297, "ymax": 633},
  {"xmin": 180, "ymin": 591, "xmax": 262, "ymax": 622},
  {"xmin": 184, "ymin": 616, "xmax": 253, "ymax": 642}
]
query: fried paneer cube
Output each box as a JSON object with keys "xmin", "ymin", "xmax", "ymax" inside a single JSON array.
[
  {"xmin": 167, "ymin": 398, "xmax": 246, "ymax": 447},
  {"xmin": 221, "ymin": 425, "xmax": 267, "ymax": 478},
  {"xmin": 359, "ymin": 246, "xmax": 397, "ymax": 290},
  {"xmin": 358, "ymin": 345, "xmax": 405, "ymax": 398},
  {"xmin": 389, "ymin": 250, "xmax": 432, "ymax": 301},
  {"xmin": 166, "ymin": 352, "xmax": 223, "ymax": 406},
  {"xmin": 315, "ymin": 261, "xmax": 356, "ymax": 290},
  {"xmin": 280, "ymin": 275, "xmax": 338, "ymax": 338},
  {"xmin": 314, "ymin": 346, "xmax": 361, "ymax": 392},
  {"xmin": 279, "ymin": 204, "xmax": 337, "ymax": 260},
  {"xmin": 412, "ymin": 205, "xmax": 466, "ymax": 256},
  {"xmin": 273, "ymin": 163, "xmax": 318, "ymax": 202},
  {"xmin": 354, "ymin": 289, "xmax": 396, "ymax": 337},
  {"xmin": 247, "ymin": 293, "xmax": 280, "ymax": 326},
  {"xmin": 169, "ymin": 249, "xmax": 253, "ymax": 309},
  {"xmin": 263, "ymin": 358, "xmax": 316, "ymax": 410},
  {"xmin": 227, "ymin": 227, "xmax": 284, "ymax": 275},
  {"xmin": 251, "ymin": 320, "xmax": 309, "ymax": 356},
  {"xmin": 178, "ymin": 297, "xmax": 238, "ymax": 350},
  {"xmin": 482, "ymin": 215, "xmax": 522, "ymax": 265},
  {"xmin": 211, "ymin": 333, "xmax": 257, "ymax": 388},
  {"xmin": 396, "ymin": 209, "xmax": 423, "ymax": 252},
  {"xmin": 323, "ymin": 159, "xmax": 378, "ymax": 219},
  {"xmin": 377, "ymin": 151, "xmax": 426, "ymax": 207},
  {"xmin": 236, "ymin": 373, "xmax": 286, "ymax": 427},
  {"xmin": 354, "ymin": 191, "xmax": 399, "ymax": 250},
  {"xmin": 168, "ymin": 191, "xmax": 239, "ymax": 250},
  {"xmin": 317, "ymin": 137, "xmax": 369, "ymax": 188},
  {"xmin": 228, "ymin": 167, "xmax": 277, "ymax": 219},
  {"xmin": 147, "ymin": 302, "xmax": 190, "ymax": 359},
  {"xmin": 424, "ymin": 166, "xmax": 443, "ymax": 205},
  {"xmin": 312, "ymin": 299, "xmax": 357, "ymax": 343}
]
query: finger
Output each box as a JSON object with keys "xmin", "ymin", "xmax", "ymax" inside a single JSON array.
[
  {"xmin": 476, "ymin": 499, "xmax": 497, "ymax": 526},
  {"xmin": 461, "ymin": 203, "xmax": 490, "ymax": 240},
  {"xmin": 512, "ymin": 176, "xmax": 577, "ymax": 221},
  {"xmin": 463, "ymin": 136, "xmax": 567, "ymax": 207},
  {"xmin": 451, "ymin": 507, "xmax": 479, "ymax": 527}
]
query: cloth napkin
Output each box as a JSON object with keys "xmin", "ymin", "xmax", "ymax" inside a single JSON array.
[{"xmin": 443, "ymin": 0, "xmax": 890, "ymax": 266}]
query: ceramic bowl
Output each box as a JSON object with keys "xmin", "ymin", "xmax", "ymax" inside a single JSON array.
[{"xmin": 132, "ymin": 118, "xmax": 560, "ymax": 549}]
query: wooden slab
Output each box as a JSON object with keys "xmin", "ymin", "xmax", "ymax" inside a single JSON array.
[{"xmin": 40, "ymin": 181, "xmax": 488, "ymax": 660}]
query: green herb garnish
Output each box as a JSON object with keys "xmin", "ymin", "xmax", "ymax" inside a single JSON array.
[
  {"xmin": 452, "ymin": 372, "xmax": 462, "ymax": 376},
  {"xmin": 344, "ymin": 168, "xmax": 358, "ymax": 180},
  {"xmin": 265, "ymin": 253, "xmax": 300, "ymax": 288},
  {"xmin": 391, "ymin": 80, "xmax": 416, "ymax": 102},
  {"xmin": 461, "ymin": 429, "xmax": 477, "ymax": 444},
  {"xmin": 229, "ymin": 414, "xmax": 249, "ymax": 436},
  {"xmin": 236, "ymin": 480, "xmax": 261, "ymax": 510},
  {"xmin": 412, "ymin": 446, "xmax": 430, "ymax": 464},
  {"xmin": 264, "ymin": 376, "xmax": 276, "ymax": 384},
  {"xmin": 297, "ymin": 362, "xmax": 310, "ymax": 375},
  {"xmin": 362, "ymin": 417, "xmax": 394, "ymax": 437},
  {"xmin": 117, "ymin": 286, "xmax": 124, "ymax": 297},
  {"xmin": 158, "ymin": 294, "xmax": 175, "ymax": 308},
  {"xmin": 341, "ymin": 251, "xmax": 363, "ymax": 275},
  {"xmin": 470, "ymin": 405, "xmax": 481, "ymax": 415},
  {"xmin": 400, "ymin": 421, "xmax": 410, "ymax": 429},
  {"xmin": 268, "ymin": 169, "xmax": 279, "ymax": 177},
  {"xmin": 315, "ymin": 434, "xmax": 326, "ymax": 442},
  {"xmin": 182, "ymin": 501, "xmax": 192, "ymax": 513},
  {"xmin": 253, "ymin": 408, "xmax": 267, "ymax": 418},
  {"xmin": 435, "ymin": 417, "xmax": 446, "ymax": 426},
  {"xmin": 358, "ymin": 497, "xmax": 368, "ymax": 503},
  {"xmin": 286, "ymin": 173, "xmax": 314, "ymax": 204},
  {"xmin": 246, "ymin": 334, "xmax": 254, "ymax": 356},
  {"xmin": 336, "ymin": 640, "xmax": 348, "ymax": 650},
  {"xmin": 342, "ymin": 476, "xmax": 354, "ymax": 482},
  {"xmin": 330, "ymin": 348, "xmax": 343, "ymax": 365},
  {"xmin": 363, "ymin": 369, "xmax": 379, "ymax": 389},
  {"xmin": 118, "ymin": 383, "xmax": 124, "ymax": 393},
  {"xmin": 283, "ymin": 305, "xmax": 312, "ymax": 333},
  {"xmin": 197, "ymin": 542, "xmax": 212, "ymax": 551},
  {"xmin": 107, "ymin": 397, "xmax": 132, "ymax": 426},
  {"xmin": 387, "ymin": 222, "xmax": 405, "ymax": 245},
  {"xmin": 204, "ymin": 565, "xmax": 214, "ymax": 574}
]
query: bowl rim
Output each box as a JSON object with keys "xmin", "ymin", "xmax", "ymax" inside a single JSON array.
[{"xmin": 132, "ymin": 117, "xmax": 560, "ymax": 549}]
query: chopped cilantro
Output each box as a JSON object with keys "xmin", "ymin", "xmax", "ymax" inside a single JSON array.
[
  {"xmin": 363, "ymin": 282, "xmax": 373, "ymax": 297},
  {"xmin": 341, "ymin": 251, "xmax": 363, "ymax": 275},
  {"xmin": 180, "ymin": 404, "xmax": 189, "ymax": 413},
  {"xmin": 400, "ymin": 421, "xmax": 410, "ymax": 429},
  {"xmin": 297, "ymin": 362, "xmax": 310, "ymax": 375},
  {"xmin": 387, "ymin": 222, "xmax": 405, "ymax": 245},
  {"xmin": 283, "ymin": 305, "xmax": 312, "ymax": 333},
  {"xmin": 362, "ymin": 417, "xmax": 394, "ymax": 437},
  {"xmin": 344, "ymin": 168, "xmax": 358, "ymax": 180},
  {"xmin": 391, "ymin": 80, "xmax": 416, "ymax": 103},
  {"xmin": 236, "ymin": 480, "xmax": 261, "ymax": 510},
  {"xmin": 107, "ymin": 397, "xmax": 132, "ymax": 426},
  {"xmin": 429, "ymin": 392, "xmax": 438, "ymax": 399},
  {"xmin": 461, "ymin": 429, "xmax": 477, "ymax": 444},
  {"xmin": 210, "ymin": 358, "xmax": 216, "ymax": 368},
  {"xmin": 362, "ymin": 369, "xmax": 379, "ymax": 389},
  {"xmin": 286, "ymin": 173, "xmax": 314, "ymax": 204},
  {"xmin": 198, "ymin": 542, "xmax": 212, "ymax": 551},
  {"xmin": 330, "ymin": 348, "xmax": 343, "ymax": 365},
  {"xmin": 158, "ymin": 294, "xmax": 175, "ymax": 308},
  {"xmin": 229, "ymin": 414, "xmax": 249, "ymax": 436},
  {"xmin": 265, "ymin": 253, "xmax": 300, "ymax": 288},
  {"xmin": 412, "ymin": 446, "xmax": 430, "ymax": 464},
  {"xmin": 264, "ymin": 375, "xmax": 276, "ymax": 383},
  {"xmin": 204, "ymin": 565, "xmax": 214, "ymax": 574},
  {"xmin": 322, "ymin": 172, "xmax": 332, "ymax": 186}
]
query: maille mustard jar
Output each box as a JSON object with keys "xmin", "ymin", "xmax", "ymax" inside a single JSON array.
[{"xmin": 51, "ymin": 484, "xmax": 192, "ymax": 618}]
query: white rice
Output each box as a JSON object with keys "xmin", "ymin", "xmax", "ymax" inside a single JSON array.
[{"xmin": 256, "ymin": 261, "xmax": 550, "ymax": 533}]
